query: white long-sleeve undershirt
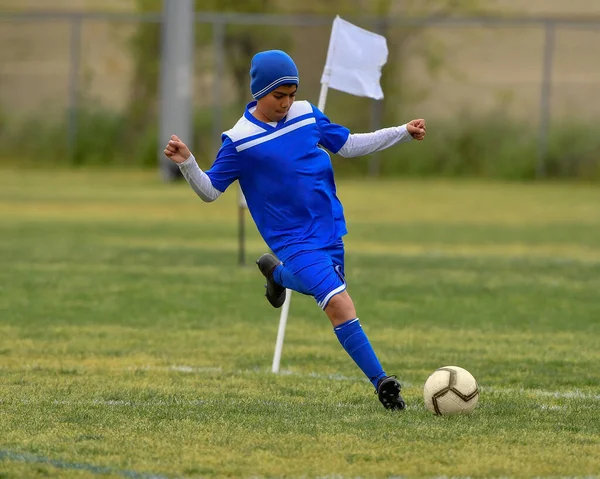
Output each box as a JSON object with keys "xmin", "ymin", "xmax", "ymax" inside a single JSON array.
[
  {"xmin": 178, "ymin": 154, "xmax": 222, "ymax": 202},
  {"xmin": 178, "ymin": 124, "xmax": 413, "ymax": 202},
  {"xmin": 337, "ymin": 124, "xmax": 413, "ymax": 158}
]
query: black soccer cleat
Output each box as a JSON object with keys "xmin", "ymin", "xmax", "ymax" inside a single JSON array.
[
  {"xmin": 256, "ymin": 253, "xmax": 286, "ymax": 308},
  {"xmin": 376, "ymin": 375, "xmax": 406, "ymax": 411}
]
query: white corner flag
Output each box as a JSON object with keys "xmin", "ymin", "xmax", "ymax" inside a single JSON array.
[
  {"xmin": 321, "ymin": 15, "xmax": 388, "ymax": 101},
  {"xmin": 272, "ymin": 16, "xmax": 389, "ymax": 374}
]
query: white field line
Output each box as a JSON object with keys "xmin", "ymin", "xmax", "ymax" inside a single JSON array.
[
  {"xmin": 2, "ymin": 365, "xmax": 599, "ymax": 408},
  {"xmin": 0, "ymin": 397, "xmax": 376, "ymax": 411},
  {"xmin": 481, "ymin": 386, "xmax": 600, "ymax": 401},
  {"xmin": 138, "ymin": 365, "xmax": 223, "ymax": 374},
  {"xmin": 0, "ymin": 449, "xmax": 173, "ymax": 479},
  {"xmin": 0, "ymin": 397, "xmax": 583, "ymax": 411},
  {"xmin": 1, "ymin": 448, "xmax": 597, "ymax": 479},
  {"xmin": 127, "ymin": 365, "xmax": 600, "ymax": 401},
  {"xmin": 124, "ymin": 365, "xmax": 370, "ymax": 383}
]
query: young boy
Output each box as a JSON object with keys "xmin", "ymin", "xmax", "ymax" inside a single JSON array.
[{"xmin": 164, "ymin": 50, "xmax": 426, "ymax": 410}]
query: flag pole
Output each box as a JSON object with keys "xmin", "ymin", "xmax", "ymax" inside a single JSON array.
[
  {"xmin": 271, "ymin": 80, "xmax": 330, "ymax": 374},
  {"xmin": 271, "ymin": 287, "xmax": 292, "ymax": 373},
  {"xmin": 317, "ymin": 80, "xmax": 330, "ymax": 111},
  {"xmin": 271, "ymin": 13, "xmax": 390, "ymax": 374}
]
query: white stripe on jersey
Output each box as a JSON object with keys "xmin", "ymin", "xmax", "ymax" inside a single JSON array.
[
  {"xmin": 223, "ymin": 101, "xmax": 314, "ymax": 144},
  {"xmin": 222, "ymin": 117, "xmax": 267, "ymax": 143},
  {"xmin": 235, "ymin": 117, "xmax": 316, "ymax": 152},
  {"xmin": 283, "ymin": 101, "xmax": 313, "ymax": 123}
]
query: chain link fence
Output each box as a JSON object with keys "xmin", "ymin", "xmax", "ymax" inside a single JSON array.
[{"xmin": 1, "ymin": 11, "xmax": 599, "ymax": 178}]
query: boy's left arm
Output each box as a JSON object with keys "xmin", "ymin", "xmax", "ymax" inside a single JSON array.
[{"xmin": 337, "ymin": 119, "xmax": 426, "ymax": 159}]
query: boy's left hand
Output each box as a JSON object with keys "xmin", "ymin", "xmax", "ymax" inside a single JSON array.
[{"xmin": 407, "ymin": 119, "xmax": 426, "ymax": 140}]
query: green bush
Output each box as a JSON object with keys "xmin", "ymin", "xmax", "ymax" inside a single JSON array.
[
  {"xmin": 368, "ymin": 111, "xmax": 600, "ymax": 181},
  {"xmin": 1, "ymin": 106, "xmax": 155, "ymax": 169},
  {"xmin": 1, "ymin": 107, "xmax": 598, "ymax": 180}
]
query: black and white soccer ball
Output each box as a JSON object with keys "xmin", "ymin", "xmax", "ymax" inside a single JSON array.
[{"xmin": 423, "ymin": 366, "xmax": 479, "ymax": 415}]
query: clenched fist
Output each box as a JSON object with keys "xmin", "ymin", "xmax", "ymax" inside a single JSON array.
[
  {"xmin": 164, "ymin": 135, "xmax": 192, "ymax": 164},
  {"xmin": 407, "ymin": 119, "xmax": 426, "ymax": 141}
]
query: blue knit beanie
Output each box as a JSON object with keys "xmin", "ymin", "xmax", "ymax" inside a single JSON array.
[{"xmin": 250, "ymin": 50, "xmax": 299, "ymax": 100}]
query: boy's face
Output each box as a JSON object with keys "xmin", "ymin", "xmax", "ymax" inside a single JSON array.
[{"xmin": 256, "ymin": 84, "xmax": 297, "ymax": 122}]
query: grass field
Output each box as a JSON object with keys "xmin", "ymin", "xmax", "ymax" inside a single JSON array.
[{"xmin": 1, "ymin": 169, "xmax": 599, "ymax": 479}]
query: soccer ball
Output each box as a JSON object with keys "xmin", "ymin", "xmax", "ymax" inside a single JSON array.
[{"xmin": 423, "ymin": 366, "xmax": 479, "ymax": 415}]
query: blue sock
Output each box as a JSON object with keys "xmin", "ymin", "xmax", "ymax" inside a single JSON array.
[{"xmin": 334, "ymin": 318, "xmax": 386, "ymax": 388}]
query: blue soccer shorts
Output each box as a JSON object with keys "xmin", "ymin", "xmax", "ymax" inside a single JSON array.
[{"xmin": 273, "ymin": 239, "xmax": 346, "ymax": 310}]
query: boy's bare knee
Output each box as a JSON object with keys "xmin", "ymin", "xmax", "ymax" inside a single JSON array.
[{"xmin": 325, "ymin": 291, "xmax": 357, "ymax": 326}]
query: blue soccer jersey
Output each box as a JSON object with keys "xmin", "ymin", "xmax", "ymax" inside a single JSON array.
[{"xmin": 205, "ymin": 100, "xmax": 350, "ymax": 262}]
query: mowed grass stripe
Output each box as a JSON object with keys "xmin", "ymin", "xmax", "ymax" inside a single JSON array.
[{"xmin": 2, "ymin": 169, "xmax": 599, "ymax": 225}]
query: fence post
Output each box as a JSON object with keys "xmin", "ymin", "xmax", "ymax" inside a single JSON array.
[
  {"xmin": 537, "ymin": 21, "xmax": 556, "ymax": 178},
  {"xmin": 67, "ymin": 15, "xmax": 82, "ymax": 163},
  {"xmin": 212, "ymin": 19, "xmax": 225, "ymax": 156},
  {"xmin": 369, "ymin": 99, "xmax": 383, "ymax": 177},
  {"xmin": 368, "ymin": 16, "xmax": 388, "ymax": 178},
  {"xmin": 159, "ymin": 0, "xmax": 195, "ymax": 182}
]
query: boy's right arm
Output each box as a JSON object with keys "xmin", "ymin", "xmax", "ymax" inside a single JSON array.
[{"xmin": 164, "ymin": 135, "xmax": 222, "ymax": 202}]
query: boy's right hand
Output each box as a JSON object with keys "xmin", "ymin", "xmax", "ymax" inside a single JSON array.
[{"xmin": 164, "ymin": 135, "xmax": 192, "ymax": 164}]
